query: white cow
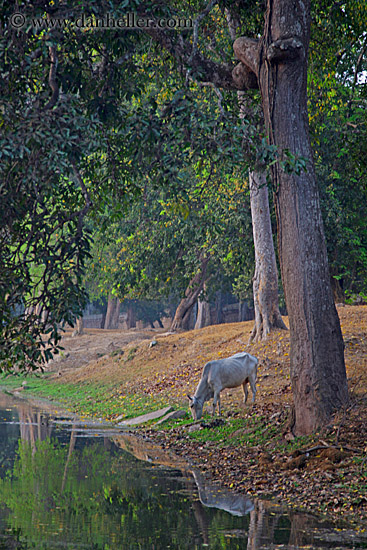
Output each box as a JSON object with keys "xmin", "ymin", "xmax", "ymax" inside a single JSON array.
[{"xmin": 188, "ymin": 352, "xmax": 258, "ymax": 420}]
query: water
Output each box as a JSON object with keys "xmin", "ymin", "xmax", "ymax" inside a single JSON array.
[{"xmin": 0, "ymin": 392, "xmax": 366, "ymax": 550}]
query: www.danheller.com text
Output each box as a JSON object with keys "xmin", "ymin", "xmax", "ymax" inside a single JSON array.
[{"xmin": 9, "ymin": 11, "xmax": 193, "ymax": 31}]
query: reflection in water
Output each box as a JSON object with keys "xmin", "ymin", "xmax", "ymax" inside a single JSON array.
[
  {"xmin": 0, "ymin": 392, "xmax": 366, "ymax": 550},
  {"xmin": 191, "ymin": 469, "xmax": 254, "ymax": 516}
]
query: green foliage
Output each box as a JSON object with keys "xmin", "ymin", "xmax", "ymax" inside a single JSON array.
[
  {"xmin": 309, "ymin": 1, "xmax": 367, "ymax": 296},
  {"xmin": 86, "ymin": 80, "xmax": 257, "ymax": 301},
  {"xmin": 0, "ymin": 1, "xmax": 144, "ymax": 371},
  {"xmin": 0, "ymin": 42, "xmax": 94, "ymax": 370}
]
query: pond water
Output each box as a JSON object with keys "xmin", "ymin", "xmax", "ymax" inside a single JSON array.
[{"xmin": 0, "ymin": 392, "xmax": 366, "ymax": 550}]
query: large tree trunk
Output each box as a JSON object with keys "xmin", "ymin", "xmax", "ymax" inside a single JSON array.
[
  {"xmin": 74, "ymin": 317, "xmax": 84, "ymax": 336},
  {"xmin": 213, "ymin": 290, "xmax": 224, "ymax": 325},
  {"xmin": 126, "ymin": 304, "xmax": 136, "ymax": 329},
  {"xmin": 104, "ymin": 294, "xmax": 120, "ymax": 330},
  {"xmin": 170, "ymin": 257, "xmax": 210, "ymax": 331},
  {"xmin": 194, "ymin": 284, "xmax": 211, "ymax": 330},
  {"xmin": 249, "ymin": 171, "xmax": 287, "ymax": 341},
  {"xmin": 234, "ymin": 0, "xmax": 348, "ymax": 434}
]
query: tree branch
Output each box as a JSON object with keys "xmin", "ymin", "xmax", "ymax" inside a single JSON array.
[
  {"xmin": 44, "ymin": 44, "xmax": 59, "ymax": 110},
  {"xmin": 71, "ymin": 161, "xmax": 93, "ymax": 238},
  {"xmin": 232, "ymin": 62, "xmax": 258, "ymax": 90},
  {"xmin": 138, "ymin": 3, "xmax": 252, "ymax": 91},
  {"xmin": 145, "ymin": 23, "xmax": 238, "ymax": 89},
  {"xmin": 44, "ymin": 11, "xmax": 60, "ymax": 111},
  {"xmin": 266, "ymin": 38, "xmax": 304, "ymax": 63},
  {"xmin": 233, "ymin": 37, "xmax": 260, "ymax": 75}
]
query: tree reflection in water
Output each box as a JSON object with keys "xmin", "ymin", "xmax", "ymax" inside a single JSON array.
[{"xmin": 0, "ymin": 393, "xmax": 366, "ymax": 550}]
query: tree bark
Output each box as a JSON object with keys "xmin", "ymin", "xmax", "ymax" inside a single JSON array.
[
  {"xmin": 170, "ymin": 257, "xmax": 210, "ymax": 331},
  {"xmin": 233, "ymin": 31, "xmax": 285, "ymax": 341},
  {"xmin": 249, "ymin": 171, "xmax": 287, "ymax": 341},
  {"xmin": 234, "ymin": 0, "xmax": 348, "ymax": 434},
  {"xmin": 111, "ymin": 298, "xmax": 120, "ymax": 328},
  {"xmin": 104, "ymin": 294, "xmax": 120, "ymax": 330},
  {"xmin": 126, "ymin": 304, "xmax": 136, "ymax": 329},
  {"xmin": 75, "ymin": 317, "xmax": 84, "ymax": 335},
  {"xmin": 213, "ymin": 290, "xmax": 224, "ymax": 325},
  {"xmin": 194, "ymin": 283, "xmax": 211, "ymax": 329}
]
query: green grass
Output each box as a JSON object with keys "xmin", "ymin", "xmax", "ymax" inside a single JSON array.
[
  {"xmin": 0, "ymin": 373, "xmax": 169, "ymax": 422},
  {"xmin": 185, "ymin": 414, "xmax": 279, "ymax": 447},
  {"xmin": 159, "ymin": 410, "xmax": 318, "ymax": 455},
  {"xmin": 125, "ymin": 346, "xmax": 138, "ymax": 361}
]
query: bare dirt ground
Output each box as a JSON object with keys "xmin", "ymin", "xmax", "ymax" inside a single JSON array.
[
  {"xmin": 47, "ymin": 326, "xmax": 163, "ymax": 374},
  {"xmin": 46, "ymin": 305, "xmax": 367, "ymax": 527}
]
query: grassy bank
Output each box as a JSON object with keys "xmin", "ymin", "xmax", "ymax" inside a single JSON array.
[{"xmin": 0, "ymin": 373, "xmax": 168, "ymax": 422}]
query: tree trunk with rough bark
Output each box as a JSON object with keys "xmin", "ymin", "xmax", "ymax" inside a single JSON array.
[
  {"xmin": 235, "ymin": 81, "xmax": 285, "ymax": 341},
  {"xmin": 249, "ymin": 171, "xmax": 287, "ymax": 341},
  {"xmin": 170, "ymin": 257, "xmax": 210, "ymax": 331},
  {"xmin": 234, "ymin": 0, "xmax": 348, "ymax": 434}
]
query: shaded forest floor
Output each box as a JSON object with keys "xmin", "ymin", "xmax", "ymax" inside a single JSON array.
[{"xmin": 6, "ymin": 305, "xmax": 367, "ymax": 529}]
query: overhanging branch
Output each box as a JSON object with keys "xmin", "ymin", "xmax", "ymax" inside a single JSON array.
[
  {"xmin": 233, "ymin": 37, "xmax": 260, "ymax": 75},
  {"xmin": 44, "ymin": 44, "xmax": 59, "ymax": 110},
  {"xmin": 44, "ymin": 13, "xmax": 59, "ymax": 111},
  {"xmin": 267, "ymin": 38, "xmax": 304, "ymax": 62}
]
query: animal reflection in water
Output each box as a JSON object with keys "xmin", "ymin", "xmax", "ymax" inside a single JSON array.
[{"xmin": 191, "ymin": 469, "xmax": 254, "ymax": 517}]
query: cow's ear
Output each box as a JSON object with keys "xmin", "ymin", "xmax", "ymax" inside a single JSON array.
[{"xmin": 187, "ymin": 394, "xmax": 193, "ymax": 401}]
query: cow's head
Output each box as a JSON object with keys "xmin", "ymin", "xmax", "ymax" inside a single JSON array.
[{"xmin": 187, "ymin": 395, "xmax": 203, "ymax": 420}]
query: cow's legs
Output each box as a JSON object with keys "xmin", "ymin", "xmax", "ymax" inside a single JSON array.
[
  {"xmin": 212, "ymin": 391, "xmax": 221, "ymax": 416},
  {"xmin": 242, "ymin": 379, "xmax": 249, "ymax": 404},
  {"xmin": 249, "ymin": 372, "xmax": 257, "ymax": 403}
]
